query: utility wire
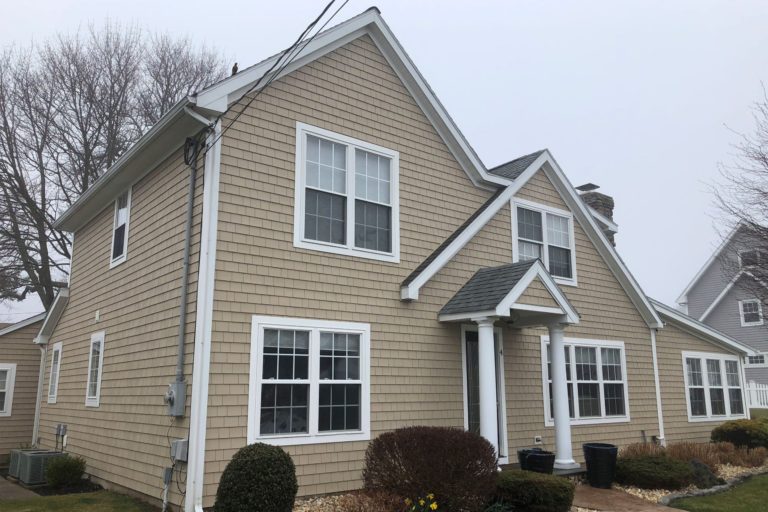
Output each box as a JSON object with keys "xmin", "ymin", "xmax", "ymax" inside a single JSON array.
[{"xmin": 203, "ymin": 0, "xmax": 348, "ymax": 153}]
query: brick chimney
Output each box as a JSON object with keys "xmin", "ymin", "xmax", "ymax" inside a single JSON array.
[{"xmin": 576, "ymin": 183, "xmax": 616, "ymax": 245}]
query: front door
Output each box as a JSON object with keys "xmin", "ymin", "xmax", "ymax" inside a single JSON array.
[{"xmin": 463, "ymin": 328, "xmax": 508, "ymax": 460}]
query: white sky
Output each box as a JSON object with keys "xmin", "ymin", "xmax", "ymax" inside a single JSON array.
[{"xmin": 1, "ymin": 0, "xmax": 767, "ymax": 322}]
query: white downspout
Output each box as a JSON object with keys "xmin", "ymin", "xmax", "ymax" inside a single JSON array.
[
  {"xmin": 32, "ymin": 345, "xmax": 47, "ymax": 446},
  {"xmin": 650, "ymin": 328, "xmax": 666, "ymax": 446}
]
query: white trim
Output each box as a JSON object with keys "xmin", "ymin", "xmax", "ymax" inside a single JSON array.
[
  {"xmin": 247, "ymin": 316, "xmax": 371, "ymax": 446},
  {"xmin": 85, "ymin": 331, "xmax": 105, "ymax": 407},
  {"xmin": 745, "ymin": 353, "xmax": 768, "ymax": 368},
  {"xmin": 677, "ymin": 222, "xmax": 744, "ymax": 307},
  {"xmin": 460, "ymin": 324, "xmax": 508, "ymax": 464},
  {"xmin": 540, "ymin": 336, "xmax": 631, "ymax": 427},
  {"xmin": 47, "ymin": 342, "xmax": 62, "ymax": 404},
  {"xmin": 187, "ymin": 120, "xmax": 222, "ymax": 512},
  {"xmin": 511, "ymin": 198, "xmax": 578, "ymax": 286},
  {"xmin": 739, "ymin": 299, "xmax": 764, "ymax": 327},
  {"xmin": 681, "ymin": 351, "xmax": 747, "ymax": 422},
  {"xmin": 587, "ymin": 206, "xmax": 618, "ymax": 234},
  {"xmin": 109, "ymin": 188, "xmax": 132, "ymax": 268},
  {"xmin": 651, "ymin": 298, "xmax": 755, "ymax": 355},
  {"xmin": 737, "ymin": 248, "xmax": 766, "ymax": 269},
  {"xmin": 0, "ymin": 313, "xmax": 45, "ymax": 337},
  {"xmin": 32, "ymin": 346, "xmax": 46, "ymax": 445},
  {"xmin": 0, "ymin": 363, "xmax": 17, "ymax": 417},
  {"xmin": 34, "ymin": 289, "xmax": 70, "ymax": 345},
  {"xmin": 699, "ymin": 272, "xmax": 742, "ymax": 322},
  {"xmin": 293, "ymin": 122, "xmax": 400, "ymax": 263},
  {"xmin": 650, "ymin": 328, "xmax": 666, "ymax": 446}
]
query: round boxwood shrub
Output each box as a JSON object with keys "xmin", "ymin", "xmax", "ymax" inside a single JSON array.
[
  {"xmin": 495, "ymin": 469, "xmax": 574, "ymax": 512},
  {"xmin": 363, "ymin": 426, "xmax": 497, "ymax": 512},
  {"xmin": 615, "ymin": 455, "xmax": 694, "ymax": 490},
  {"xmin": 214, "ymin": 443, "xmax": 297, "ymax": 512},
  {"xmin": 45, "ymin": 454, "xmax": 86, "ymax": 488},
  {"xmin": 711, "ymin": 419, "xmax": 768, "ymax": 448}
]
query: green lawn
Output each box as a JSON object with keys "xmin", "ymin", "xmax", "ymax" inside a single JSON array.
[
  {"xmin": 0, "ymin": 491, "xmax": 158, "ymax": 512},
  {"xmin": 670, "ymin": 473, "xmax": 768, "ymax": 512}
]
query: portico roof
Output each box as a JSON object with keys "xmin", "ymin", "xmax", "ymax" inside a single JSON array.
[{"xmin": 438, "ymin": 260, "xmax": 580, "ymax": 324}]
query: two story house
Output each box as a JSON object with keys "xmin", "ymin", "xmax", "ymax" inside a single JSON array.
[
  {"xmin": 678, "ymin": 223, "xmax": 768, "ymax": 385},
  {"xmin": 29, "ymin": 8, "xmax": 755, "ymax": 512}
]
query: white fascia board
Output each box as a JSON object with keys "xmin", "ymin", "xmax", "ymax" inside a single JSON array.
[
  {"xmin": 676, "ymin": 221, "xmax": 745, "ymax": 306},
  {"xmin": 0, "ymin": 313, "xmax": 46, "ymax": 337},
  {"xmin": 33, "ymin": 289, "xmax": 70, "ymax": 345},
  {"xmin": 401, "ymin": 151, "xmax": 551, "ymax": 301},
  {"xmin": 587, "ymin": 206, "xmax": 618, "ymax": 234},
  {"xmin": 651, "ymin": 298, "xmax": 756, "ymax": 356},
  {"xmin": 699, "ymin": 272, "xmax": 741, "ymax": 322},
  {"xmin": 193, "ymin": 9, "xmax": 509, "ymax": 191}
]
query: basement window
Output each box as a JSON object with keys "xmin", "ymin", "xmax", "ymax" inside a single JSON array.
[
  {"xmin": 110, "ymin": 189, "xmax": 131, "ymax": 267},
  {"xmin": 248, "ymin": 316, "xmax": 370, "ymax": 446}
]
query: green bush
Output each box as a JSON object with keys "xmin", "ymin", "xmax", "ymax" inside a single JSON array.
[
  {"xmin": 711, "ymin": 419, "xmax": 768, "ymax": 448},
  {"xmin": 494, "ymin": 469, "xmax": 574, "ymax": 512},
  {"xmin": 214, "ymin": 443, "xmax": 297, "ymax": 512},
  {"xmin": 363, "ymin": 426, "xmax": 497, "ymax": 512},
  {"xmin": 615, "ymin": 455, "xmax": 694, "ymax": 490},
  {"xmin": 45, "ymin": 454, "xmax": 86, "ymax": 488}
]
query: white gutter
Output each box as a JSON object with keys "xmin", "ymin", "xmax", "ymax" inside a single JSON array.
[
  {"xmin": 32, "ymin": 345, "xmax": 47, "ymax": 446},
  {"xmin": 186, "ymin": 119, "xmax": 222, "ymax": 512},
  {"xmin": 649, "ymin": 328, "xmax": 666, "ymax": 446},
  {"xmin": 0, "ymin": 313, "xmax": 45, "ymax": 336}
]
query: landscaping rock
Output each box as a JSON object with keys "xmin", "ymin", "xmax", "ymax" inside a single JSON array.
[{"xmin": 689, "ymin": 459, "xmax": 725, "ymax": 489}]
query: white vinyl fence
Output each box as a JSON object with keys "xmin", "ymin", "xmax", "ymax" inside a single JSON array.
[{"xmin": 746, "ymin": 381, "xmax": 768, "ymax": 409}]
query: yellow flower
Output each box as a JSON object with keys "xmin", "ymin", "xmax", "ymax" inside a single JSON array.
[
  {"xmin": 427, "ymin": 494, "xmax": 435, "ymax": 500},
  {"xmin": 430, "ymin": 503, "xmax": 438, "ymax": 510},
  {"xmin": 405, "ymin": 498, "xmax": 412, "ymax": 506},
  {"xmin": 419, "ymin": 499, "xmax": 426, "ymax": 506}
]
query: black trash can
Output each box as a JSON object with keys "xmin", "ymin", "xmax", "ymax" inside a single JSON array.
[
  {"xmin": 517, "ymin": 448, "xmax": 555, "ymax": 474},
  {"xmin": 583, "ymin": 443, "xmax": 618, "ymax": 488}
]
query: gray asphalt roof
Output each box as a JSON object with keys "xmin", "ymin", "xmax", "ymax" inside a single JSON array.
[
  {"xmin": 439, "ymin": 260, "xmax": 538, "ymax": 315},
  {"xmin": 488, "ymin": 150, "xmax": 546, "ymax": 180}
]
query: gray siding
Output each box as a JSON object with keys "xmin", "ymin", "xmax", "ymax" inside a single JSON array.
[
  {"xmin": 705, "ymin": 275, "xmax": 768, "ymax": 353},
  {"xmin": 745, "ymin": 366, "xmax": 768, "ymax": 386}
]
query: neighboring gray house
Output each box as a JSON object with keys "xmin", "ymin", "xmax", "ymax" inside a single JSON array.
[{"xmin": 678, "ymin": 223, "xmax": 768, "ymax": 384}]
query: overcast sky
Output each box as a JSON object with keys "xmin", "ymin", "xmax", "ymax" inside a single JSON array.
[{"xmin": 2, "ymin": 0, "xmax": 767, "ymax": 323}]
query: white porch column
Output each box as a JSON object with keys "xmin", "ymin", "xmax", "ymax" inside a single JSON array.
[
  {"xmin": 549, "ymin": 322, "xmax": 579, "ymax": 469},
  {"xmin": 476, "ymin": 317, "xmax": 499, "ymax": 458}
]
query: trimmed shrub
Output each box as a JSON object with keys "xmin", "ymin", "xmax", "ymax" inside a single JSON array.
[
  {"xmin": 711, "ymin": 419, "xmax": 768, "ymax": 448},
  {"xmin": 615, "ymin": 455, "xmax": 694, "ymax": 490},
  {"xmin": 45, "ymin": 454, "xmax": 86, "ymax": 488},
  {"xmin": 363, "ymin": 426, "xmax": 497, "ymax": 512},
  {"xmin": 214, "ymin": 443, "xmax": 297, "ymax": 512},
  {"xmin": 495, "ymin": 469, "xmax": 574, "ymax": 512}
]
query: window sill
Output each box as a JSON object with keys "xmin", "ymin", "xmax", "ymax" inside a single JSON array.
[
  {"xmin": 687, "ymin": 414, "xmax": 747, "ymax": 423},
  {"xmin": 545, "ymin": 415, "xmax": 630, "ymax": 427},
  {"xmin": 109, "ymin": 255, "xmax": 127, "ymax": 269},
  {"xmin": 250, "ymin": 430, "xmax": 370, "ymax": 446},
  {"xmin": 741, "ymin": 321, "xmax": 764, "ymax": 328},
  {"xmin": 554, "ymin": 276, "xmax": 578, "ymax": 287},
  {"xmin": 47, "ymin": 397, "xmax": 57, "ymax": 404},
  {"xmin": 294, "ymin": 238, "xmax": 399, "ymax": 263},
  {"xmin": 85, "ymin": 399, "xmax": 100, "ymax": 408},
  {"xmin": 0, "ymin": 412, "xmax": 11, "ymax": 418}
]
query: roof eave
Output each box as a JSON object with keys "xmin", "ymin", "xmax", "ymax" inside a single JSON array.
[
  {"xmin": 0, "ymin": 313, "xmax": 46, "ymax": 337},
  {"xmin": 34, "ymin": 288, "xmax": 70, "ymax": 345}
]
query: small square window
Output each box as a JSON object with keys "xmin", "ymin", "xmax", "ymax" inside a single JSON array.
[{"xmin": 740, "ymin": 300, "xmax": 763, "ymax": 326}]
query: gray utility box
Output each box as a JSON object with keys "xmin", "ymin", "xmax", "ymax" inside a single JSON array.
[
  {"xmin": 170, "ymin": 438, "xmax": 188, "ymax": 463},
  {"xmin": 18, "ymin": 451, "xmax": 65, "ymax": 485},
  {"xmin": 9, "ymin": 449, "xmax": 42, "ymax": 478}
]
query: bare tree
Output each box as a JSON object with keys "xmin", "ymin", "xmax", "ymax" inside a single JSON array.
[
  {"xmin": 714, "ymin": 86, "xmax": 768, "ymax": 305},
  {"xmin": 0, "ymin": 24, "xmax": 226, "ymax": 310}
]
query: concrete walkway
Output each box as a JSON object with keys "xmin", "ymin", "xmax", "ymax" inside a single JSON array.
[
  {"xmin": 574, "ymin": 485, "xmax": 674, "ymax": 512},
  {"xmin": 0, "ymin": 477, "xmax": 38, "ymax": 501}
]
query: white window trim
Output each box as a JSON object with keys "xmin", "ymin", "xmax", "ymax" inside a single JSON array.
[
  {"xmin": 48, "ymin": 342, "xmax": 62, "ymax": 404},
  {"xmin": 737, "ymin": 248, "xmax": 764, "ymax": 269},
  {"xmin": 739, "ymin": 299, "xmax": 764, "ymax": 327},
  {"xmin": 248, "ymin": 316, "xmax": 371, "ymax": 446},
  {"xmin": 540, "ymin": 336, "xmax": 630, "ymax": 426},
  {"xmin": 745, "ymin": 353, "xmax": 768, "ymax": 368},
  {"xmin": 682, "ymin": 351, "xmax": 746, "ymax": 422},
  {"xmin": 0, "ymin": 363, "xmax": 17, "ymax": 417},
  {"xmin": 293, "ymin": 122, "xmax": 400, "ymax": 263},
  {"xmin": 85, "ymin": 331, "xmax": 105, "ymax": 407},
  {"xmin": 109, "ymin": 188, "xmax": 132, "ymax": 268},
  {"xmin": 512, "ymin": 198, "xmax": 578, "ymax": 286},
  {"xmin": 460, "ymin": 324, "xmax": 509, "ymax": 464}
]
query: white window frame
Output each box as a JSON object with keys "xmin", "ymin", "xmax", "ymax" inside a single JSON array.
[
  {"xmin": 682, "ymin": 351, "xmax": 747, "ymax": 422},
  {"xmin": 293, "ymin": 122, "xmax": 400, "ymax": 263},
  {"xmin": 739, "ymin": 299, "xmax": 763, "ymax": 327},
  {"xmin": 248, "ymin": 316, "xmax": 371, "ymax": 446},
  {"xmin": 540, "ymin": 337, "xmax": 630, "ymax": 426},
  {"xmin": 512, "ymin": 198, "xmax": 577, "ymax": 286},
  {"xmin": 109, "ymin": 188, "xmax": 132, "ymax": 268},
  {"xmin": 745, "ymin": 353, "xmax": 768, "ymax": 368},
  {"xmin": 85, "ymin": 331, "xmax": 106, "ymax": 407},
  {"xmin": 0, "ymin": 363, "xmax": 17, "ymax": 417},
  {"xmin": 738, "ymin": 248, "xmax": 765, "ymax": 269},
  {"xmin": 48, "ymin": 342, "xmax": 62, "ymax": 404}
]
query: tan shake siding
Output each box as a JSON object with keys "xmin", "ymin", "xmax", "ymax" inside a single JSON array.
[
  {"xmin": 204, "ymin": 34, "xmax": 497, "ymax": 504},
  {"xmin": 506, "ymin": 170, "xmax": 661, "ymax": 458},
  {"xmin": 0, "ymin": 321, "xmax": 42, "ymax": 462},
  {"xmin": 655, "ymin": 322, "xmax": 736, "ymax": 443},
  {"xmin": 516, "ymin": 278, "xmax": 560, "ymax": 308},
  {"xmin": 37, "ymin": 147, "xmax": 202, "ymax": 508}
]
